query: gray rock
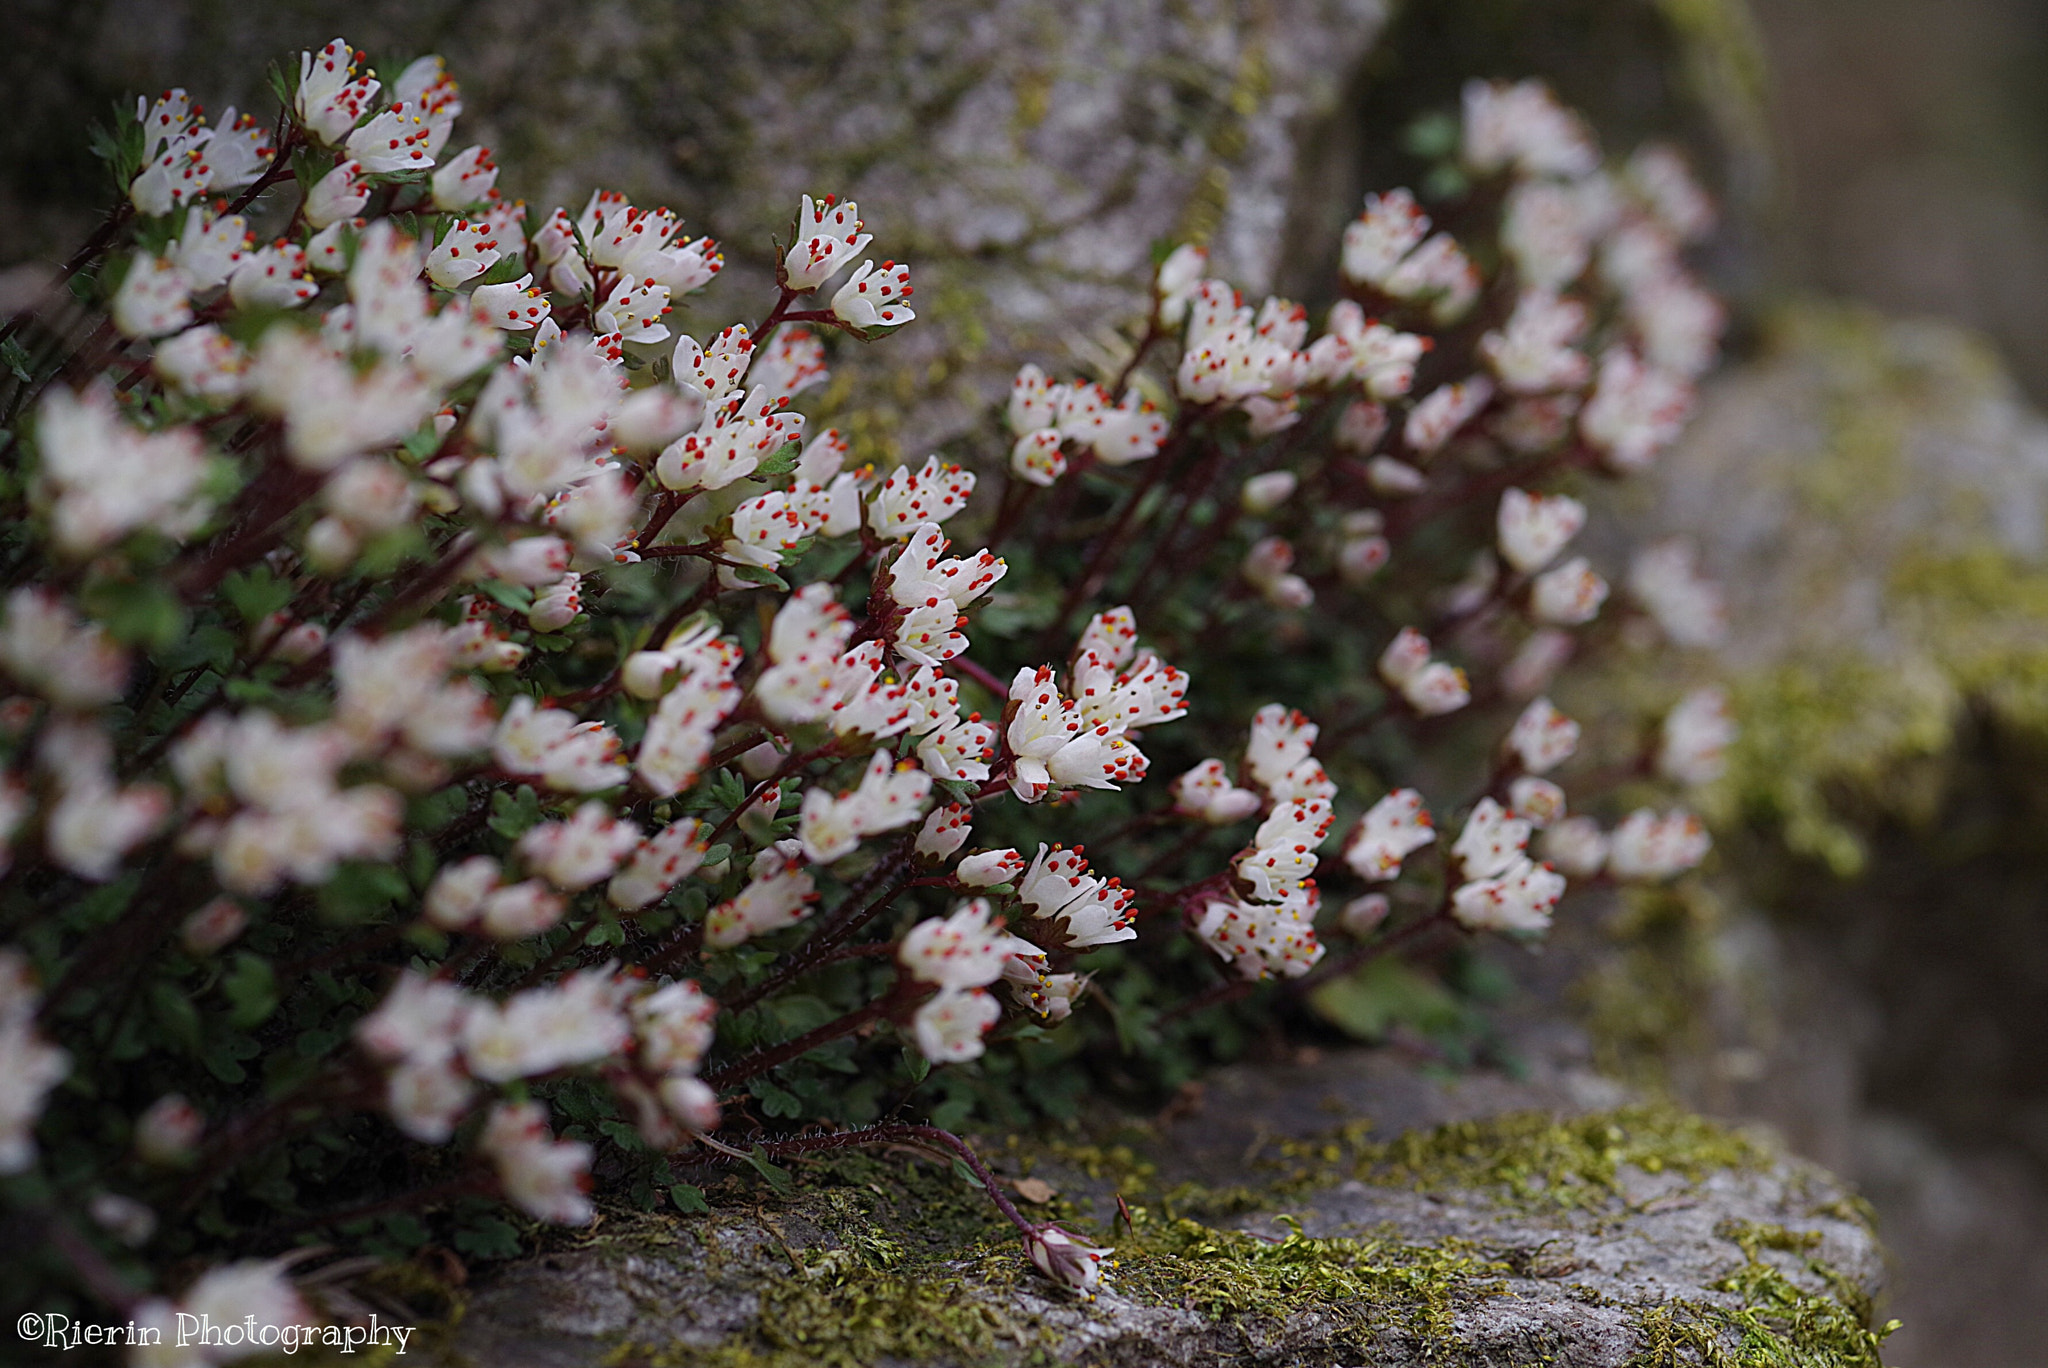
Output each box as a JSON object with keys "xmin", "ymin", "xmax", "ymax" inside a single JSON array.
[{"xmin": 435, "ymin": 1037, "xmax": 1885, "ymax": 1367}]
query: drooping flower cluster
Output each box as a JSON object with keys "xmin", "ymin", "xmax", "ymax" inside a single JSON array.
[{"xmin": 0, "ymin": 45, "xmax": 1742, "ymax": 1326}]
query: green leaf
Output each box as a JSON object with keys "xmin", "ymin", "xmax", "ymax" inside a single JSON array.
[
  {"xmin": 1400, "ymin": 111, "xmax": 1460, "ymax": 160},
  {"xmin": 706, "ymin": 769, "xmax": 746, "ymax": 811},
  {"xmin": 222, "ymin": 953, "xmax": 278, "ymax": 1028},
  {"xmin": 488, "ymin": 785, "xmax": 544, "ymax": 839},
  {"xmin": 452, "ymin": 1215, "xmax": 523, "ymax": 1260},
  {"xmin": 903, "ymin": 1047, "xmax": 931, "ymax": 1083},
  {"xmin": 1307, "ymin": 957, "xmax": 1468, "ymax": 1042},
  {"xmin": 0, "ymin": 336, "xmax": 33, "ymax": 385},
  {"xmin": 220, "ymin": 567, "xmax": 294, "ymax": 627},
  {"xmin": 82, "ymin": 577, "xmax": 188, "ymax": 650},
  {"xmin": 752, "ymin": 442, "xmax": 801, "ymax": 479},
  {"xmin": 949, "ymin": 1157, "xmax": 983, "ymax": 1193},
  {"xmin": 750, "ymin": 1078, "xmax": 803, "ymax": 1119},
  {"xmin": 480, "ymin": 581, "xmax": 534, "ymax": 614},
  {"xmin": 149, "ymin": 981, "xmax": 202, "ymax": 1053},
  {"xmin": 474, "ymin": 252, "xmax": 531, "ymax": 287},
  {"xmin": 317, "ymin": 862, "xmax": 411, "ymax": 924},
  {"xmin": 728, "ymin": 563, "xmax": 790, "ymax": 591},
  {"xmin": 670, "ymin": 1183, "xmax": 709, "ymax": 1214},
  {"xmin": 744, "ymin": 1145, "xmax": 794, "ymax": 1194}
]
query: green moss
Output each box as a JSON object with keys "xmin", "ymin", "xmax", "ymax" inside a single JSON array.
[
  {"xmin": 1347, "ymin": 1102, "xmax": 1767, "ymax": 1208},
  {"xmin": 1116, "ymin": 1214, "xmax": 1506, "ymax": 1350},
  {"xmin": 649, "ymin": 1262, "xmax": 1037, "ymax": 1368},
  {"xmin": 1627, "ymin": 1219, "xmax": 1897, "ymax": 1367}
]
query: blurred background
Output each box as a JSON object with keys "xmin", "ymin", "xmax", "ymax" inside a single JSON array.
[{"xmin": 6, "ymin": 1, "xmax": 2048, "ymax": 1362}]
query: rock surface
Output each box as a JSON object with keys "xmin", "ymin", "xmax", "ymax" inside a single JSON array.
[{"xmin": 437, "ymin": 1032, "xmax": 1885, "ymax": 1367}]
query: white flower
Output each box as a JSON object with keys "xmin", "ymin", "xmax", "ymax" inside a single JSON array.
[
  {"xmin": 703, "ymin": 844, "xmax": 817, "ymax": 948},
  {"xmin": 228, "ymin": 239, "xmax": 317, "ymax": 310},
  {"xmin": 797, "ymin": 752, "xmax": 933, "ymax": 864},
  {"xmin": 471, "ymin": 274, "xmax": 552, "ymax": 331},
  {"xmin": 1026, "ymin": 1225, "xmax": 1115, "ymax": 1294},
  {"xmin": 916, "ymin": 803, "xmax": 973, "ymax": 861},
  {"xmin": 1341, "ymin": 189, "xmax": 1431, "ymax": 288},
  {"xmin": 656, "ymin": 388, "xmax": 803, "ymax": 493},
  {"xmin": 134, "ymin": 1093, "xmax": 205, "ymax": 1165},
  {"xmin": 1451, "ymin": 857, "xmax": 1565, "ymax": 934},
  {"xmin": 1606, "ymin": 809, "xmax": 1711, "ymax": 881},
  {"xmin": 1659, "ymin": 687, "xmax": 1736, "ymax": 786},
  {"xmin": 479, "ymin": 1101, "xmax": 594, "ymax": 1224},
  {"xmin": 1625, "ymin": 144, "xmax": 1716, "ymax": 243},
  {"xmin": 1496, "ymin": 488, "xmax": 1585, "ymax": 574},
  {"xmin": 608, "ymin": 819, "xmax": 708, "ymax": 911},
  {"xmin": 0, "ymin": 1013, "xmax": 67, "ymax": 1173},
  {"xmin": 1580, "ymin": 348, "xmax": 1693, "ymax": 471},
  {"xmin": 427, "ymin": 218, "xmax": 503, "ymax": 288},
  {"xmin": 1367, "ymin": 457, "xmax": 1427, "ymax": 496},
  {"xmin": 1377, "ymin": 628, "xmax": 1468, "ymax": 716},
  {"xmin": 1628, "ymin": 538, "xmax": 1727, "ymax": 647},
  {"xmin": 303, "ymin": 159, "xmax": 370, "ymax": 229},
  {"xmin": 0, "ymin": 588, "xmax": 128, "ymax": 708},
  {"xmin": 461, "ymin": 968, "xmax": 634, "ymax": 1083},
  {"xmin": 1480, "ymin": 289, "xmax": 1590, "ymax": 394},
  {"xmin": 1173, "ymin": 759, "xmax": 1263, "ymax": 825},
  {"xmin": 783, "ymin": 194, "xmax": 873, "ymax": 290},
  {"xmin": 957, "ymin": 848, "xmax": 1027, "ymax": 887},
  {"xmin": 900, "ymin": 898, "xmax": 1011, "ymax": 992},
  {"xmin": 111, "ymin": 254, "xmax": 191, "ymax": 339},
  {"xmin": 1155, "ymin": 242, "xmax": 1207, "ymax": 324},
  {"xmin": 1500, "ymin": 180, "xmax": 1597, "ymax": 291},
  {"xmin": 32, "ymin": 382, "xmax": 211, "ymax": 555},
  {"xmin": 1539, "ymin": 816, "xmax": 1610, "ymax": 878},
  {"xmin": 1403, "ymin": 377, "xmax": 1494, "ymax": 456},
  {"xmin": 166, "ymin": 206, "xmax": 249, "ymax": 291},
  {"xmin": 518, "ymin": 802, "xmax": 642, "ymax": 891},
  {"xmin": 1506, "ymin": 697, "xmax": 1580, "ymax": 775},
  {"xmin": 632, "ymin": 979, "xmax": 718, "ymax": 1075},
  {"xmin": 495, "ymin": 697, "xmax": 629, "ymax": 793},
  {"xmin": 1529, "ymin": 557, "xmax": 1609, "ymax": 625},
  {"xmin": 1341, "ymin": 893, "xmax": 1391, "ymax": 938},
  {"xmin": 1461, "ymin": 78, "xmax": 1599, "ymax": 179},
  {"xmin": 154, "ymin": 324, "xmax": 249, "ymax": 401},
  {"xmin": 1507, "ymin": 776, "xmax": 1567, "ymax": 828},
  {"xmin": 750, "ymin": 326, "xmax": 830, "ymax": 404},
  {"xmin": 345, "ymin": 100, "xmax": 438, "ymax": 173},
  {"xmin": 830, "ymin": 258, "xmax": 915, "ymax": 329},
  {"xmin": 1452, "ymin": 798, "xmax": 1531, "ymax": 879},
  {"xmin": 911, "ymin": 988, "xmax": 1001, "ymax": 1063},
  {"xmin": 866, "ymin": 456, "xmax": 977, "ymax": 539},
  {"xmin": 433, "ymin": 145, "xmax": 499, "ymax": 209},
  {"xmin": 356, "ymin": 971, "xmax": 470, "ymax": 1065},
  {"xmin": 1345, "ymin": 789, "xmax": 1435, "ymax": 881}
]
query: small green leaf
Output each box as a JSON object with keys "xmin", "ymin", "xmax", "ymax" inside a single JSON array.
[
  {"xmin": 149, "ymin": 982, "xmax": 202, "ymax": 1053},
  {"xmin": 729, "ymin": 563, "xmax": 790, "ymax": 591},
  {"xmin": 220, "ymin": 567, "xmax": 294, "ymax": 626},
  {"xmin": 474, "ymin": 253, "xmax": 531, "ymax": 287},
  {"xmin": 752, "ymin": 442, "xmax": 801, "ymax": 479},
  {"xmin": 744, "ymin": 1145, "xmax": 794, "ymax": 1194},
  {"xmin": 222, "ymin": 953, "xmax": 278, "ymax": 1029},
  {"xmin": 750, "ymin": 1078, "xmax": 803, "ymax": 1119},
  {"xmin": 670, "ymin": 1183, "xmax": 709, "ymax": 1214},
  {"xmin": 902, "ymin": 1047, "xmax": 931, "ymax": 1083},
  {"xmin": 452, "ymin": 1215, "xmax": 523, "ymax": 1259},
  {"xmin": 82, "ymin": 577, "xmax": 188, "ymax": 650},
  {"xmin": 488, "ymin": 785, "xmax": 545, "ymax": 839}
]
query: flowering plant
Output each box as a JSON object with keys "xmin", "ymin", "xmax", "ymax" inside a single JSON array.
[{"xmin": 0, "ymin": 40, "xmax": 1735, "ymax": 1323}]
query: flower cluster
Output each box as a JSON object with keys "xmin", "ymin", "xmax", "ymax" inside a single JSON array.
[{"xmin": 0, "ymin": 50, "xmax": 1737, "ymax": 1325}]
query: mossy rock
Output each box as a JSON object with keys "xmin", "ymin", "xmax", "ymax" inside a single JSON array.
[{"xmin": 408, "ymin": 1039, "xmax": 1886, "ymax": 1367}]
